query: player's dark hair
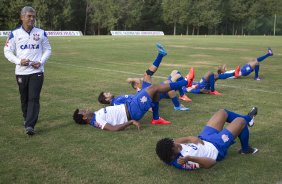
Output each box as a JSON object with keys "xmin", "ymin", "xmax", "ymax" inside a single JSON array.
[
  {"xmin": 98, "ymin": 92, "xmax": 110, "ymax": 104},
  {"xmin": 130, "ymin": 81, "xmax": 137, "ymax": 90},
  {"xmin": 73, "ymin": 109, "xmax": 87, "ymax": 124},
  {"xmin": 156, "ymin": 138, "xmax": 175, "ymax": 163},
  {"xmin": 217, "ymin": 65, "xmax": 225, "ymax": 74}
]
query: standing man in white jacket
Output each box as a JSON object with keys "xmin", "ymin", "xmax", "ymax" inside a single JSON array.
[{"xmin": 4, "ymin": 6, "xmax": 52, "ymax": 135}]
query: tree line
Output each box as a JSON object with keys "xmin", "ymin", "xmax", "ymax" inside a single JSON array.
[{"xmin": 0, "ymin": 0, "xmax": 281, "ymax": 35}]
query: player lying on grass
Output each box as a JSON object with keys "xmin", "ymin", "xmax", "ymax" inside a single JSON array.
[
  {"xmin": 101, "ymin": 70, "xmax": 191, "ymax": 111},
  {"xmin": 73, "ymin": 75, "xmax": 193, "ymax": 131},
  {"xmin": 98, "ymin": 43, "xmax": 192, "ymax": 125},
  {"xmin": 126, "ymin": 73, "xmax": 192, "ymax": 121},
  {"xmin": 181, "ymin": 66, "xmax": 240, "ymax": 95},
  {"xmin": 127, "ymin": 69, "xmax": 192, "ymax": 103},
  {"xmin": 125, "ymin": 44, "xmax": 192, "ymax": 108},
  {"xmin": 218, "ymin": 48, "xmax": 273, "ymax": 80},
  {"xmin": 156, "ymin": 107, "xmax": 258, "ymax": 170}
]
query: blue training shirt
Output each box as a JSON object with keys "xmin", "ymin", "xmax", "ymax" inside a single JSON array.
[{"xmin": 111, "ymin": 95, "xmax": 134, "ymax": 106}]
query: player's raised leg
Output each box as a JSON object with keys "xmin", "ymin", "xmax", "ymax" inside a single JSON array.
[
  {"xmin": 254, "ymin": 48, "xmax": 273, "ymax": 80},
  {"xmin": 144, "ymin": 43, "xmax": 167, "ymax": 83}
]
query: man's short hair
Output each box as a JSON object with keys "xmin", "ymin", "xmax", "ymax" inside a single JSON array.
[
  {"xmin": 73, "ymin": 109, "xmax": 87, "ymax": 124},
  {"xmin": 156, "ymin": 138, "xmax": 175, "ymax": 163},
  {"xmin": 21, "ymin": 6, "xmax": 36, "ymax": 16},
  {"xmin": 98, "ymin": 92, "xmax": 110, "ymax": 104}
]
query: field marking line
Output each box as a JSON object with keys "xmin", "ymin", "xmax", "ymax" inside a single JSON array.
[{"xmin": 49, "ymin": 61, "xmax": 282, "ymax": 95}]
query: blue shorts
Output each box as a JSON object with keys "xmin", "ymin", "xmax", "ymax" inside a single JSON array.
[
  {"xmin": 199, "ymin": 77, "xmax": 210, "ymax": 90},
  {"xmin": 127, "ymin": 89, "xmax": 152, "ymax": 121},
  {"xmin": 198, "ymin": 126, "xmax": 235, "ymax": 161},
  {"xmin": 241, "ymin": 64, "xmax": 253, "ymax": 76}
]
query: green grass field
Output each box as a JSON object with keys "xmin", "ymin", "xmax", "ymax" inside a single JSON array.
[{"xmin": 0, "ymin": 36, "xmax": 282, "ymax": 184}]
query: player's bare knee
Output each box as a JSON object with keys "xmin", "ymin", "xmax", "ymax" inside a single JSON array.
[
  {"xmin": 219, "ymin": 109, "xmax": 228, "ymax": 118},
  {"xmin": 171, "ymin": 74, "xmax": 181, "ymax": 82},
  {"xmin": 234, "ymin": 117, "xmax": 246, "ymax": 127},
  {"xmin": 170, "ymin": 70, "xmax": 178, "ymax": 76}
]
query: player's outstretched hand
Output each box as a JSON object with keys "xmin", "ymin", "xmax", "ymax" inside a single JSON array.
[
  {"xmin": 191, "ymin": 137, "xmax": 204, "ymax": 145},
  {"xmin": 177, "ymin": 157, "xmax": 188, "ymax": 165},
  {"xmin": 131, "ymin": 120, "xmax": 141, "ymax": 131}
]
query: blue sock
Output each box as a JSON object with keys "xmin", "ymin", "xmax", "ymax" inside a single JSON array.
[
  {"xmin": 254, "ymin": 65, "xmax": 260, "ymax": 78},
  {"xmin": 257, "ymin": 52, "xmax": 271, "ymax": 62},
  {"xmin": 152, "ymin": 102, "xmax": 160, "ymax": 120},
  {"xmin": 153, "ymin": 53, "xmax": 163, "ymax": 67},
  {"xmin": 224, "ymin": 109, "xmax": 252, "ymax": 123},
  {"xmin": 209, "ymin": 73, "xmax": 215, "ymax": 92},
  {"xmin": 181, "ymin": 86, "xmax": 188, "ymax": 93},
  {"xmin": 178, "ymin": 87, "xmax": 184, "ymax": 97},
  {"xmin": 238, "ymin": 124, "xmax": 250, "ymax": 152},
  {"xmin": 171, "ymin": 96, "xmax": 180, "ymax": 107},
  {"xmin": 169, "ymin": 80, "xmax": 187, "ymax": 90},
  {"xmin": 176, "ymin": 76, "xmax": 185, "ymax": 96},
  {"xmin": 224, "ymin": 109, "xmax": 251, "ymax": 151},
  {"xmin": 218, "ymin": 73, "xmax": 234, "ymax": 79}
]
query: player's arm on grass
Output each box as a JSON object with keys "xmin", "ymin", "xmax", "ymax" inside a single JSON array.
[
  {"xmin": 177, "ymin": 155, "xmax": 216, "ymax": 169},
  {"xmin": 103, "ymin": 120, "xmax": 140, "ymax": 131},
  {"xmin": 174, "ymin": 136, "xmax": 204, "ymax": 145}
]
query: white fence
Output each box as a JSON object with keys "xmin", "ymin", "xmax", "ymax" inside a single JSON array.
[
  {"xmin": 0, "ymin": 31, "xmax": 83, "ymax": 37},
  {"xmin": 110, "ymin": 31, "xmax": 164, "ymax": 36}
]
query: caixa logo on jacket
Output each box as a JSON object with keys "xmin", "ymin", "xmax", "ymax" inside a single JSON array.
[{"xmin": 20, "ymin": 44, "xmax": 40, "ymax": 49}]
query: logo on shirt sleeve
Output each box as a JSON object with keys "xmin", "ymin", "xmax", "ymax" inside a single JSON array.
[
  {"xmin": 221, "ymin": 134, "xmax": 229, "ymax": 143},
  {"xmin": 140, "ymin": 96, "xmax": 147, "ymax": 103}
]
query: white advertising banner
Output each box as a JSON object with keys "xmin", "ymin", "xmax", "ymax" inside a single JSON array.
[
  {"xmin": 111, "ymin": 31, "xmax": 164, "ymax": 36},
  {"xmin": 0, "ymin": 31, "xmax": 10, "ymax": 37},
  {"xmin": 46, "ymin": 31, "xmax": 83, "ymax": 36},
  {"xmin": 0, "ymin": 31, "xmax": 83, "ymax": 37}
]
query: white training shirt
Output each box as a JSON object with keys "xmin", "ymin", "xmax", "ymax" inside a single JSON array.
[
  {"xmin": 180, "ymin": 141, "xmax": 219, "ymax": 168},
  {"xmin": 94, "ymin": 104, "xmax": 128, "ymax": 129},
  {"xmin": 4, "ymin": 26, "xmax": 52, "ymax": 75}
]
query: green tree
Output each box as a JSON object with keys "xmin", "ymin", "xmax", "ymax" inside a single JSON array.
[
  {"xmin": 138, "ymin": 0, "xmax": 163, "ymax": 31},
  {"xmin": 203, "ymin": 0, "xmax": 222, "ymax": 34},
  {"xmin": 0, "ymin": 0, "xmax": 11, "ymax": 30},
  {"xmin": 162, "ymin": 0, "xmax": 188, "ymax": 35},
  {"xmin": 178, "ymin": 0, "xmax": 193, "ymax": 35},
  {"xmin": 117, "ymin": 0, "xmax": 143, "ymax": 30},
  {"xmin": 5, "ymin": 0, "xmax": 33, "ymax": 29},
  {"xmin": 33, "ymin": 0, "xmax": 72, "ymax": 30},
  {"xmin": 262, "ymin": 0, "xmax": 282, "ymax": 35},
  {"xmin": 189, "ymin": 0, "xmax": 205, "ymax": 35},
  {"xmin": 88, "ymin": 0, "xmax": 120, "ymax": 35},
  {"xmin": 229, "ymin": 0, "xmax": 253, "ymax": 35}
]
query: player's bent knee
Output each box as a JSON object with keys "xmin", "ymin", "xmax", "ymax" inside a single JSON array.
[
  {"xmin": 218, "ymin": 109, "xmax": 226, "ymax": 114},
  {"xmin": 170, "ymin": 70, "xmax": 178, "ymax": 76}
]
